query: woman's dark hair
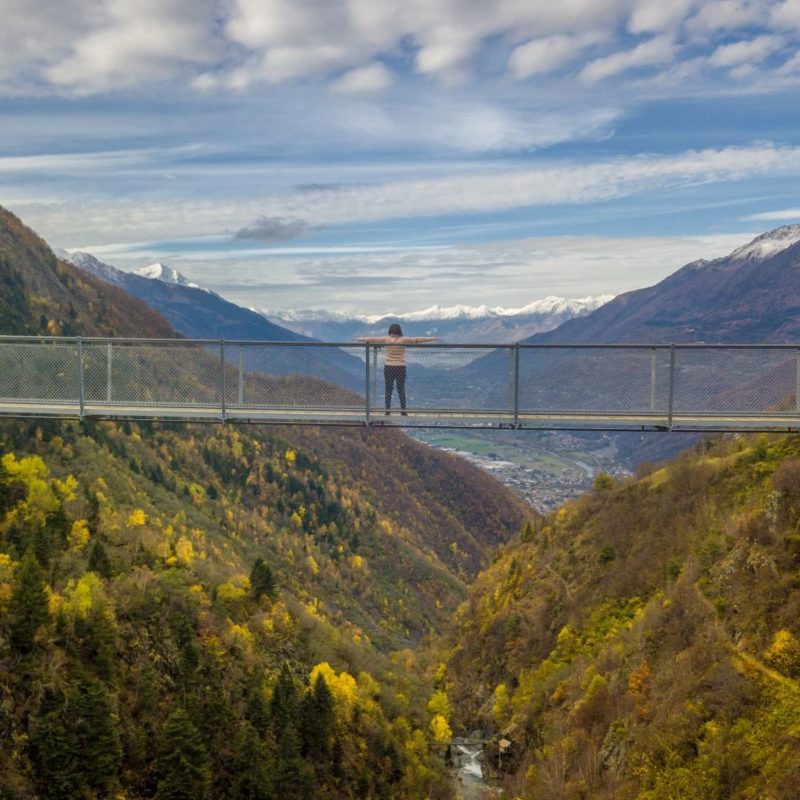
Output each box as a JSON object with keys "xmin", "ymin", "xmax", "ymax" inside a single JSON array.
[{"xmin": 388, "ymin": 323, "xmax": 403, "ymax": 336}]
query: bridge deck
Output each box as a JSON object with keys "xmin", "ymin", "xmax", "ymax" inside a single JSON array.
[
  {"xmin": 2, "ymin": 401, "xmax": 800, "ymax": 432},
  {"xmin": 1, "ymin": 336, "xmax": 799, "ymax": 432}
]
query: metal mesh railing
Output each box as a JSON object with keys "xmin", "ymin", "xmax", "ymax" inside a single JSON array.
[{"xmin": 1, "ymin": 336, "xmax": 799, "ymax": 429}]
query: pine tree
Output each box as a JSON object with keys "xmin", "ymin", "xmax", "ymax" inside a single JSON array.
[
  {"xmin": 250, "ymin": 557, "xmax": 276, "ymax": 600},
  {"xmin": 157, "ymin": 708, "xmax": 212, "ymax": 800},
  {"xmin": 8, "ymin": 548, "xmax": 49, "ymax": 655}
]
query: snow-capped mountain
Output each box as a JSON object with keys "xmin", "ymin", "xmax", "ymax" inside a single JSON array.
[
  {"xmin": 728, "ymin": 224, "xmax": 800, "ymax": 262},
  {"xmin": 133, "ymin": 262, "xmax": 200, "ymax": 288},
  {"xmin": 263, "ymin": 295, "xmax": 613, "ymax": 343}
]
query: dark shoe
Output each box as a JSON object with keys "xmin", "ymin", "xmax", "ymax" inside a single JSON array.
[
  {"xmin": 401, "ymin": 411, "xmax": 408, "ymax": 416},
  {"xmin": 384, "ymin": 411, "xmax": 390, "ymax": 416}
]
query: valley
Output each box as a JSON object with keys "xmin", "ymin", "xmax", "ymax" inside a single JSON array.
[{"xmin": 411, "ymin": 429, "xmax": 628, "ymax": 512}]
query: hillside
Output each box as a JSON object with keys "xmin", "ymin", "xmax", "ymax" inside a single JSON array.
[
  {"xmin": 0, "ymin": 205, "xmax": 530, "ymax": 798},
  {"xmin": 438, "ymin": 433, "xmax": 800, "ymax": 799},
  {"xmin": 0, "ymin": 208, "xmax": 174, "ymax": 339}
]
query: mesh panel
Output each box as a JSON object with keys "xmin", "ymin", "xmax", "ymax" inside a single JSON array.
[
  {"xmin": 0, "ymin": 341, "xmax": 79, "ymax": 402},
  {"xmin": 82, "ymin": 342, "xmax": 221, "ymax": 406},
  {"xmin": 230, "ymin": 344, "xmax": 365, "ymax": 410},
  {"xmin": 672, "ymin": 347, "xmax": 797, "ymax": 415},
  {"xmin": 518, "ymin": 347, "xmax": 671, "ymax": 413}
]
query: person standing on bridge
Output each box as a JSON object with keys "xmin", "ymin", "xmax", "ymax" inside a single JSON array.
[{"xmin": 357, "ymin": 324, "xmax": 436, "ymax": 415}]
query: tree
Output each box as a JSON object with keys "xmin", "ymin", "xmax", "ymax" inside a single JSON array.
[
  {"xmin": 88, "ymin": 540, "xmax": 112, "ymax": 579},
  {"xmin": 8, "ymin": 548, "xmax": 49, "ymax": 655},
  {"xmin": 157, "ymin": 708, "xmax": 212, "ymax": 800},
  {"xmin": 250, "ymin": 557, "xmax": 276, "ymax": 601}
]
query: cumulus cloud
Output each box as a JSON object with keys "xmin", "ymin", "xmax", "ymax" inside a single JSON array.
[
  {"xmin": 44, "ymin": 0, "xmax": 222, "ymax": 92},
  {"xmin": 0, "ymin": 0, "xmax": 795, "ymax": 96},
  {"xmin": 234, "ymin": 216, "xmax": 316, "ymax": 243}
]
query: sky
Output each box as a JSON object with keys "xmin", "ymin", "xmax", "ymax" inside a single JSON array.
[{"xmin": 2, "ymin": 0, "xmax": 800, "ymax": 314}]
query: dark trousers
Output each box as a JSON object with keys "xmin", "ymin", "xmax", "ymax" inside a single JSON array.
[{"xmin": 384, "ymin": 365, "xmax": 407, "ymax": 410}]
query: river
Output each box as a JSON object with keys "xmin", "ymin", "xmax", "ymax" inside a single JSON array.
[{"xmin": 452, "ymin": 741, "xmax": 499, "ymax": 800}]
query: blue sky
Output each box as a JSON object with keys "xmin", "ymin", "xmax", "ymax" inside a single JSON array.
[{"xmin": 2, "ymin": 0, "xmax": 800, "ymax": 313}]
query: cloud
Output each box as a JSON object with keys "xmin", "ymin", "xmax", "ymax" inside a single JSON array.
[
  {"xmin": 741, "ymin": 207, "xmax": 800, "ymax": 221},
  {"xmin": 16, "ymin": 142, "xmax": 800, "ymax": 248},
  {"xmin": 331, "ymin": 62, "xmax": 393, "ymax": 93},
  {"xmin": 580, "ymin": 35, "xmax": 677, "ymax": 83},
  {"xmin": 686, "ymin": 0, "xmax": 767, "ymax": 37},
  {"xmin": 234, "ymin": 215, "xmax": 316, "ymax": 243},
  {"xmin": 770, "ymin": 0, "xmax": 800, "ymax": 30},
  {"xmin": 708, "ymin": 34, "xmax": 785, "ymax": 68},
  {"xmin": 88, "ymin": 232, "xmax": 755, "ymax": 314},
  {"xmin": 0, "ymin": 0, "xmax": 795, "ymax": 97},
  {"xmin": 509, "ymin": 35, "xmax": 590, "ymax": 79},
  {"xmin": 43, "ymin": 0, "xmax": 222, "ymax": 92}
]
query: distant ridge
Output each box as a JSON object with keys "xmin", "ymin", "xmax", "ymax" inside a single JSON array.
[
  {"xmin": 265, "ymin": 295, "xmax": 612, "ymax": 344},
  {"xmin": 524, "ymin": 225, "xmax": 800, "ymax": 345}
]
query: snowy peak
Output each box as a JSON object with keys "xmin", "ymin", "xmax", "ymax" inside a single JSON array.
[
  {"xmin": 729, "ymin": 225, "xmax": 800, "ymax": 262},
  {"xmin": 62, "ymin": 251, "xmax": 128, "ymax": 287},
  {"xmin": 267, "ymin": 295, "xmax": 613, "ymax": 325},
  {"xmin": 133, "ymin": 262, "xmax": 199, "ymax": 288}
]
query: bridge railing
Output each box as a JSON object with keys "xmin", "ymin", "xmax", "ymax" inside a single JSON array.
[{"xmin": 0, "ymin": 336, "xmax": 799, "ymax": 430}]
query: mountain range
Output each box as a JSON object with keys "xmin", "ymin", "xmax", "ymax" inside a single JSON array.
[{"xmin": 264, "ymin": 296, "xmax": 613, "ymax": 344}]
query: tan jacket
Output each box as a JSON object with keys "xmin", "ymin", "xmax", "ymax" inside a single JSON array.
[{"xmin": 357, "ymin": 335, "xmax": 436, "ymax": 366}]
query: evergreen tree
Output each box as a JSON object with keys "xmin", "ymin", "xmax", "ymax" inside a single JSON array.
[
  {"xmin": 157, "ymin": 708, "xmax": 212, "ymax": 800},
  {"xmin": 250, "ymin": 557, "xmax": 276, "ymax": 600},
  {"xmin": 72, "ymin": 675, "xmax": 122, "ymax": 796},
  {"xmin": 269, "ymin": 664, "xmax": 298, "ymax": 738},
  {"xmin": 88, "ymin": 539, "xmax": 112, "ymax": 578},
  {"xmin": 230, "ymin": 722, "xmax": 273, "ymax": 800},
  {"xmin": 300, "ymin": 673, "xmax": 335, "ymax": 760},
  {"xmin": 28, "ymin": 693, "xmax": 80, "ymax": 800},
  {"xmin": 8, "ymin": 548, "xmax": 49, "ymax": 655}
]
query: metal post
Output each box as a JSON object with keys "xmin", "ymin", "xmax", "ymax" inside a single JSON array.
[
  {"xmin": 238, "ymin": 344, "xmax": 244, "ymax": 406},
  {"xmin": 220, "ymin": 341, "xmax": 227, "ymax": 422},
  {"xmin": 650, "ymin": 348, "xmax": 657, "ymax": 412},
  {"xmin": 365, "ymin": 345, "xmax": 371, "ymax": 426},
  {"xmin": 796, "ymin": 349, "xmax": 800, "ymax": 414},
  {"xmin": 106, "ymin": 342, "xmax": 113, "ymax": 403},
  {"xmin": 77, "ymin": 337, "xmax": 85, "ymax": 419},
  {"xmin": 372, "ymin": 346, "xmax": 378, "ymax": 411},
  {"xmin": 667, "ymin": 344, "xmax": 676, "ymax": 429},
  {"xmin": 508, "ymin": 347, "xmax": 515, "ymax": 420},
  {"xmin": 513, "ymin": 345, "xmax": 520, "ymax": 427}
]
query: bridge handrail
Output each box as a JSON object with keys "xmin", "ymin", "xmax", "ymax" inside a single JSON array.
[{"xmin": 1, "ymin": 335, "xmax": 799, "ymax": 431}]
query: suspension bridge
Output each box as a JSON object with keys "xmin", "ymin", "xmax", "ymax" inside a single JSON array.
[{"xmin": 0, "ymin": 335, "xmax": 798, "ymax": 432}]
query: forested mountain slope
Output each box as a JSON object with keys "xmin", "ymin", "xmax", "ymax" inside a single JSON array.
[
  {"xmin": 0, "ymin": 205, "xmax": 530, "ymax": 798},
  {"xmin": 439, "ymin": 434, "xmax": 800, "ymax": 799},
  {"xmin": 0, "ymin": 207, "xmax": 174, "ymax": 338}
]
